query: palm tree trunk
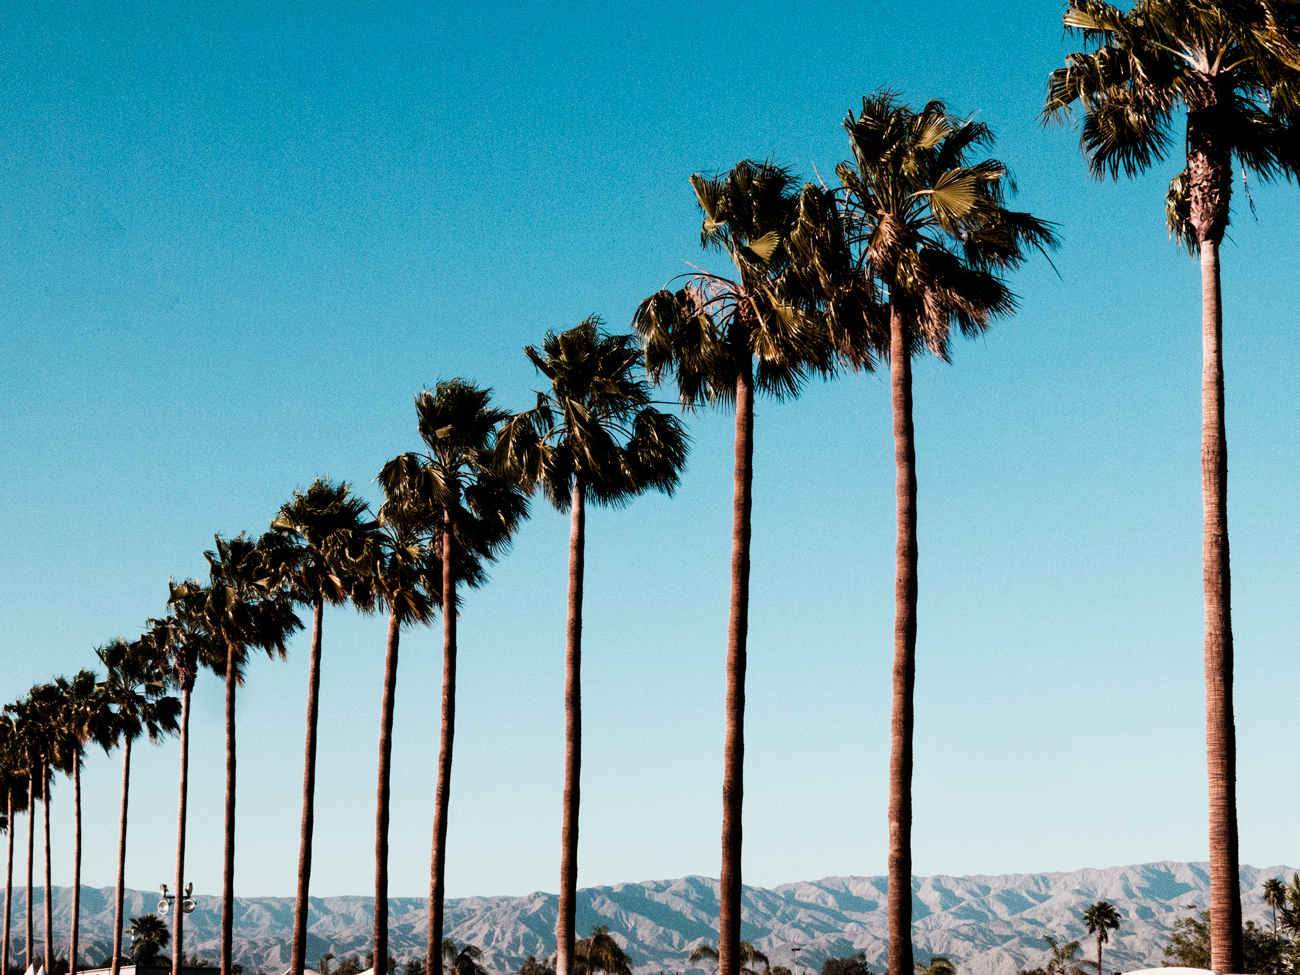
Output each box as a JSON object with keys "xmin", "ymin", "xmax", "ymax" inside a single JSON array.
[
  {"xmin": 292, "ymin": 596, "xmax": 326, "ymax": 975},
  {"xmin": 1200, "ymin": 235, "xmax": 1242, "ymax": 975},
  {"xmin": 221, "ymin": 643, "xmax": 237, "ymax": 975},
  {"xmin": 3, "ymin": 790, "xmax": 13, "ymax": 975},
  {"xmin": 1096, "ymin": 935, "xmax": 1102, "ymax": 975},
  {"xmin": 887, "ymin": 302, "xmax": 917, "ymax": 975},
  {"xmin": 111, "ymin": 739, "xmax": 132, "ymax": 975},
  {"xmin": 556, "ymin": 479, "xmax": 586, "ymax": 975},
  {"xmin": 41, "ymin": 764, "xmax": 51, "ymax": 975},
  {"xmin": 718, "ymin": 363, "xmax": 753, "ymax": 975},
  {"xmin": 70, "ymin": 755, "xmax": 82, "ymax": 975},
  {"xmin": 25, "ymin": 774, "xmax": 32, "ymax": 973},
  {"xmin": 172, "ymin": 683, "xmax": 192, "ymax": 975},
  {"xmin": 428, "ymin": 517, "xmax": 457, "ymax": 975},
  {"xmin": 374, "ymin": 609, "xmax": 401, "ymax": 975}
]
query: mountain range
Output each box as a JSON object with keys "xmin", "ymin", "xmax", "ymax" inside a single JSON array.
[{"xmin": 5, "ymin": 862, "xmax": 1294, "ymax": 975}]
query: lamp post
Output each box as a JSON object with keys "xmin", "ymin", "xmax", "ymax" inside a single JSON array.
[
  {"xmin": 157, "ymin": 883, "xmax": 195, "ymax": 917},
  {"xmin": 791, "ymin": 946, "xmax": 802, "ymax": 975}
]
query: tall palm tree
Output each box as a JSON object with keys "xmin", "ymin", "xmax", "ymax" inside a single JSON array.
[
  {"xmin": 1043, "ymin": 936, "xmax": 1093, "ymax": 975},
  {"xmin": 574, "ymin": 927, "xmax": 632, "ymax": 975},
  {"xmin": 1082, "ymin": 901, "xmax": 1122, "ymax": 975},
  {"xmin": 379, "ymin": 379, "xmax": 529, "ymax": 975},
  {"xmin": 267, "ymin": 479, "xmax": 376, "ymax": 975},
  {"xmin": 146, "ymin": 608, "xmax": 219, "ymax": 975},
  {"xmin": 97, "ymin": 638, "xmax": 182, "ymax": 975},
  {"xmin": 1043, "ymin": 7, "xmax": 1300, "ymax": 967},
  {"xmin": 633, "ymin": 160, "xmax": 849, "ymax": 975},
  {"xmin": 5, "ymin": 691, "xmax": 57, "ymax": 975},
  {"xmin": 168, "ymin": 533, "xmax": 301, "ymax": 975},
  {"xmin": 0, "ymin": 713, "xmax": 30, "ymax": 975},
  {"xmin": 836, "ymin": 93, "xmax": 1057, "ymax": 975},
  {"xmin": 498, "ymin": 318, "xmax": 688, "ymax": 975},
  {"xmin": 1263, "ymin": 878, "xmax": 1286, "ymax": 938},
  {"xmin": 24, "ymin": 685, "xmax": 62, "ymax": 975},
  {"xmin": 48, "ymin": 671, "xmax": 111, "ymax": 975}
]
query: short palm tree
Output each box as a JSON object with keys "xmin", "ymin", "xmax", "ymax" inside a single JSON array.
[
  {"xmin": 48, "ymin": 671, "xmax": 112, "ymax": 975},
  {"xmin": 689, "ymin": 943, "xmax": 719, "ymax": 975},
  {"xmin": 441, "ymin": 941, "xmax": 485, "ymax": 975},
  {"xmin": 914, "ymin": 958, "xmax": 956, "ymax": 975},
  {"xmin": 1043, "ymin": 936, "xmax": 1093, "ymax": 975},
  {"xmin": 1263, "ymin": 877, "xmax": 1286, "ymax": 938},
  {"xmin": 0, "ymin": 713, "xmax": 31, "ymax": 975},
  {"xmin": 128, "ymin": 912, "xmax": 171, "ymax": 964},
  {"xmin": 836, "ymin": 93, "xmax": 1057, "ymax": 975},
  {"xmin": 379, "ymin": 380, "xmax": 529, "ymax": 975},
  {"xmin": 267, "ymin": 478, "xmax": 375, "ymax": 975},
  {"xmin": 574, "ymin": 927, "xmax": 632, "ymax": 975},
  {"xmin": 1082, "ymin": 901, "xmax": 1122, "ymax": 975},
  {"xmin": 633, "ymin": 160, "xmax": 847, "ymax": 975},
  {"xmin": 498, "ymin": 318, "xmax": 687, "ymax": 975},
  {"xmin": 687, "ymin": 941, "xmax": 768, "ymax": 975},
  {"xmin": 1043, "ymin": 7, "xmax": 1300, "ymax": 968},
  {"xmin": 97, "ymin": 638, "xmax": 182, "ymax": 975},
  {"xmin": 165, "ymin": 533, "xmax": 300, "ymax": 975}
]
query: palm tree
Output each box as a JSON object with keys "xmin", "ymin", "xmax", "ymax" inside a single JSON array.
[
  {"xmin": 574, "ymin": 927, "xmax": 632, "ymax": 975},
  {"xmin": 267, "ymin": 479, "xmax": 375, "ymax": 975},
  {"xmin": 1043, "ymin": 7, "xmax": 1300, "ymax": 967},
  {"xmin": 1043, "ymin": 936, "xmax": 1093, "ymax": 975},
  {"xmin": 1082, "ymin": 901, "xmax": 1122, "ymax": 975},
  {"xmin": 168, "ymin": 533, "xmax": 302, "ymax": 975},
  {"xmin": 498, "ymin": 318, "xmax": 687, "ymax": 975},
  {"xmin": 127, "ymin": 913, "xmax": 170, "ymax": 965},
  {"xmin": 441, "ymin": 942, "xmax": 486, "ymax": 975},
  {"xmin": 97, "ymin": 638, "xmax": 182, "ymax": 975},
  {"xmin": 379, "ymin": 380, "xmax": 529, "ymax": 975},
  {"xmin": 48, "ymin": 671, "xmax": 111, "ymax": 975},
  {"xmin": 633, "ymin": 160, "xmax": 849, "ymax": 975},
  {"xmin": 914, "ymin": 958, "xmax": 955, "ymax": 975},
  {"xmin": 835, "ymin": 93, "xmax": 1057, "ymax": 975},
  {"xmin": 5, "ymin": 690, "xmax": 57, "ymax": 975},
  {"xmin": 1263, "ymin": 878, "xmax": 1286, "ymax": 938},
  {"xmin": 24, "ymin": 685, "xmax": 62, "ymax": 975},
  {"xmin": 0, "ymin": 713, "xmax": 30, "ymax": 975},
  {"xmin": 688, "ymin": 944, "xmax": 719, "ymax": 975},
  {"xmin": 686, "ymin": 941, "xmax": 768, "ymax": 975}
]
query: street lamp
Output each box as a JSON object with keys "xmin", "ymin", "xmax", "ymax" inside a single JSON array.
[
  {"xmin": 791, "ymin": 946, "xmax": 802, "ymax": 975},
  {"xmin": 157, "ymin": 883, "xmax": 195, "ymax": 916}
]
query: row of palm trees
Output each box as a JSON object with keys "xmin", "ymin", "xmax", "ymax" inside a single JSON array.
[{"xmin": 3, "ymin": 4, "xmax": 1298, "ymax": 975}]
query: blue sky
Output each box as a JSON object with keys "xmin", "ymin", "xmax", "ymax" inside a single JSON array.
[{"xmin": 1, "ymin": 0, "xmax": 1298, "ymax": 903}]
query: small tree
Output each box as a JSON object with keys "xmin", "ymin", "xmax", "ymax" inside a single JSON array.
[
  {"xmin": 129, "ymin": 913, "xmax": 171, "ymax": 964},
  {"xmin": 821, "ymin": 954, "xmax": 872, "ymax": 975}
]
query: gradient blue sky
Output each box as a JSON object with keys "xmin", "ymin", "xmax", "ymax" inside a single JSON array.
[{"xmin": 2, "ymin": 0, "xmax": 1298, "ymax": 903}]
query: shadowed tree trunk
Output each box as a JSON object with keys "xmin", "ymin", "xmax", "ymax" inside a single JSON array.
[
  {"xmin": 556, "ymin": 479, "xmax": 586, "ymax": 975},
  {"xmin": 887, "ymin": 302, "xmax": 917, "ymax": 975},
  {"xmin": 292, "ymin": 597, "xmax": 326, "ymax": 975},
  {"xmin": 111, "ymin": 741, "xmax": 132, "ymax": 975},
  {"xmin": 70, "ymin": 757, "xmax": 82, "ymax": 975},
  {"xmin": 25, "ymin": 774, "xmax": 32, "ymax": 972},
  {"xmin": 374, "ymin": 610, "xmax": 401, "ymax": 975},
  {"xmin": 221, "ymin": 643, "xmax": 236, "ymax": 975},
  {"xmin": 3, "ymin": 790, "xmax": 13, "ymax": 975},
  {"xmin": 42, "ymin": 763, "xmax": 51, "ymax": 975},
  {"xmin": 172, "ymin": 683, "xmax": 192, "ymax": 975},
  {"xmin": 428, "ymin": 512, "xmax": 458, "ymax": 975},
  {"xmin": 719, "ymin": 363, "xmax": 754, "ymax": 975}
]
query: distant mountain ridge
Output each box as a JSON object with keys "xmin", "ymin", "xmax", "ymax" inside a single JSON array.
[{"xmin": 7, "ymin": 862, "xmax": 1294, "ymax": 975}]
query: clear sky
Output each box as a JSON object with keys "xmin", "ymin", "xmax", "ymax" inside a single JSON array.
[{"xmin": 1, "ymin": 0, "xmax": 1298, "ymax": 904}]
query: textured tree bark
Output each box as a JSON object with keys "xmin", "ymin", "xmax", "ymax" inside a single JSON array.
[
  {"xmin": 221, "ymin": 643, "xmax": 237, "ymax": 975},
  {"xmin": 719, "ymin": 363, "xmax": 754, "ymax": 975},
  {"xmin": 25, "ymin": 774, "xmax": 32, "ymax": 972},
  {"xmin": 1095, "ymin": 933, "xmax": 1103, "ymax": 975},
  {"xmin": 374, "ymin": 609, "xmax": 401, "ymax": 975},
  {"xmin": 556, "ymin": 479, "xmax": 586, "ymax": 975},
  {"xmin": 3, "ymin": 789, "xmax": 12, "ymax": 975},
  {"xmin": 42, "ymin": 763, "xmax": 51, "ymax": 975},
  {"xmin": 112, "ymin": 740, "xmax": 132, "ymax": 975},
  {"xmin": 292, "ymin": 597, "xmax": 326, "ymax": 975},
  {"xmin": 428, "ymin": 517, "xmax": 457, "ymax": 975},
  {"xmin": 172, "ymin": 684, "xmax": 193, "ymax": 975},
  {"xmin": 1200, "ymin": 236, "xmax": 1242, "ymax": 975},
  {"xmin": 887, "ymin": 302, "xmax": 917, "ymax": 975},
  {"xmin": 70, "ymin": 756, "xmax": 82, "ymax": 975}
]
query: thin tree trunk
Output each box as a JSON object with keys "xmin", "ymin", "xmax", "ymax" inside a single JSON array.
[
  {"xmin": 172, "ymin": 683, "xmax": 193, "ymax": 975},
  {"xmin": 292, "ymin": 597, "xmax": 326, "ymax": 975},
  {"xmin": 556, "ymin": 479, "xmax": 586, "ymax": 975},
  {"xmin": 70, "ymin": 756, "xmax": 82, "ymax": 975},
  {"xmin": 1200, "ymin": 236, "xmax": 1242, "ymax": 975},
  {"xmin": 25, "ymin": 774, "xmax": 32, "ymax": 973},
  {"xmin": 718, "ymin": 364, "xmax": 753, "ymax": 975},
  {"xmin": 428, "ymin": 515, "xmax": 457, "ymax": 975},
  {"xmin": 1096, "ymin": 935, "xmax": 1103, "ymax": 975},
  {"xmin": 221, "ymin": 643, "xmax": 237, "ymax": 975},
  {"xmin": 41, "ymin": 764, "xmax": 51, "ymax": 975},
  {"xmin": 111, "ymin": 739, "xmax": 132, "ymax": 975},
  {"xmin": 887, "ymin": 302, "xmax": 917, "ymax": 975},
  {"xmin": 3, "ymin": 790, "xmax": 13, "ymax": 975},
  {"xmin": 374, "ymin": 610, "xmax": 401, "ymax": 975}
]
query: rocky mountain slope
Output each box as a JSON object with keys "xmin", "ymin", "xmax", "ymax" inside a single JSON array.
[{"xmin": 8, "ymin": 862, "xmax": 1294, "ymax": 975}]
